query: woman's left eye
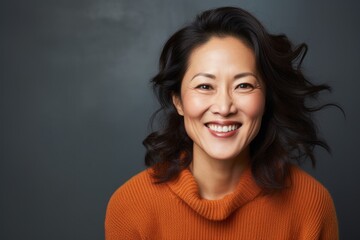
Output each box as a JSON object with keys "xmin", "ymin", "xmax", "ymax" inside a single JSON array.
[{"xmin": 236, "ymin": 83, "xmax": 254, "ymax": 89}]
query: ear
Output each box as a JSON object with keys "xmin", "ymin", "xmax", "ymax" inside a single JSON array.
[{"xmin": 172, "ymin": 94, "xmax": 184, "ymax": 116}]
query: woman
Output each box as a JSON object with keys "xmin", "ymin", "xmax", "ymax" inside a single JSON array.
[{"xmin": 105, "ymin": 7, "xmax": 338, "ymax": 239}]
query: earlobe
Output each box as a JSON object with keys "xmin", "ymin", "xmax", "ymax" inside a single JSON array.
[{"xmin": 172, "ymin": 94, "xmax": 184, "ymax": 116}]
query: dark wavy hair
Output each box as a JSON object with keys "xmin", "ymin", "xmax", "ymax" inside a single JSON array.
[{"xmin": 143, "ymin": 6, "xmax": 338, "ymax": 191}]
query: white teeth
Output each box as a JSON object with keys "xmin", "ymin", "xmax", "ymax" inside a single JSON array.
[{"xmin": 207, "ymin": 124, "xmax": 239, "ymax": 133}]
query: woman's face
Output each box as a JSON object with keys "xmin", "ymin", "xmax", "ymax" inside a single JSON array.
[{"xmin": 173, "ymin": 36, "xmax": 265, "ymax": 162}]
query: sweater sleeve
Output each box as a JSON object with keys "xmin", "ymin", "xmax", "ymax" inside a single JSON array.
[
  {"xmin": 319, "ymin": 189, "xmax": 339, "ymax": 240},
  {"xmin": 291, "ymin": 167, "xmax": 339, "ymax": 240},
  {"xmin": 104, "ymin": 187, "xmax": 142, "ymax": 240},
  {"xmin": 299, "ymin": 186, "xmax": 339, "ymax": 240}
]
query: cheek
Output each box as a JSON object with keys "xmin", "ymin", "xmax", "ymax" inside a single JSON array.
[
  {"xmin": 181, "ymin": 92, "xmax": 210, "ymax": 118},
  {"xmin": 236, "ymin": 93, "xmax": 265, "ymax": 119}
]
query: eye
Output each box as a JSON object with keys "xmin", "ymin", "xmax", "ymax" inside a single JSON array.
[
  {"xmin": 236, "ymin": 83, "xmax": 254, "ymax": 89},
  {"xmin": 235, "ymin": 83, "xmax": 258, "ymax": 93},
  {"xmin": 196, "ymin": 84, "xmax": 212, "ymax": 90}
]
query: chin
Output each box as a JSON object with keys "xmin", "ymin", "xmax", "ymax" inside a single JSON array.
[
  {"xmin": 204, "ymin": 143, "xmax": 250, "ymax": 161},
  {"xmin": 208, "ymin": 151, "xmax": 245, "ymax": 161}
]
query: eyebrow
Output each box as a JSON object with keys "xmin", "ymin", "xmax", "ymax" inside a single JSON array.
[{"xmin": 191, "ymin": 72, "xmax": 259, "ymax": 81}]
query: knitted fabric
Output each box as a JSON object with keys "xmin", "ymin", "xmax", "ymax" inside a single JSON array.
[{"xmin": 105, "ymin": 165, "xmax": 338, "ymax": 239}]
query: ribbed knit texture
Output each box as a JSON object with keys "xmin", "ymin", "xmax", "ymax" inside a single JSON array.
[{"xmin": 105, "ymin": 165, "xmax": 338, "ymax": 239}]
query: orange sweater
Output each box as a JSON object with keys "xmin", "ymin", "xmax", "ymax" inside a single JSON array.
[{"xmin": 105, "ymin": 165, "xmax": 338, "ymax": 239}]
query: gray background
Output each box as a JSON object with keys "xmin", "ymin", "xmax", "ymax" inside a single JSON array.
[{"xmin": 1, "ymin": 0, "xmax": 359, "ymax": 239}]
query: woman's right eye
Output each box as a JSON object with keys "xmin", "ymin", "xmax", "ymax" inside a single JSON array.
[{"xmin": 196, "ymin": 84, "xmax": 212, "ymax": 90}]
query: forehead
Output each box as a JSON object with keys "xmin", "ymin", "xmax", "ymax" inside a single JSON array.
[
  {"xmin": 187, "ymin": 36, "xmax": 257, "ymax": 71},
  {"xmin": 183, "ymin": 36, "xmax": 258, "ymax": 81}
]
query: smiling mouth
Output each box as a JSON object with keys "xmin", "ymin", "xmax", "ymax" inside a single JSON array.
[{"xmin": 205, "ymin": 123, "xmax": 241, "ymax": 133}]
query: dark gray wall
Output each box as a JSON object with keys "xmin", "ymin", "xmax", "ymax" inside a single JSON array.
[{"xmin": 1, "ymin": 0, "xmax": 359, "ymax": 239}]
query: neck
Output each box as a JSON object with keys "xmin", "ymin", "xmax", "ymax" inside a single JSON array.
[{"xmin": 190, "ymin": 148, "xmax": 250, "ymax": 200}]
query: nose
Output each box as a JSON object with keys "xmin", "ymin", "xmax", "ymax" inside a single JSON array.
[{"xmin": 210, "ymin": 89, "xmax": 237, "ymax": 116}]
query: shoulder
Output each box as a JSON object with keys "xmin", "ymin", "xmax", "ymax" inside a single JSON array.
[
  {"xmin": 288, "ymin": 165, "xmax": 333, "ymax": 204},
  {"xmin": 282, "ymin": 165, "xmax": 338, "ymax": 238},
  {"xmin": 105, "ymin": 169, "xmax": 167, "ymax": 239},
  {"xmin": 106, "ymin": 168, "xmax": 164, "ymax": 214},
  {"xmin": 110, "ymin": 169, "xmax": 155, "ymax": 200}
]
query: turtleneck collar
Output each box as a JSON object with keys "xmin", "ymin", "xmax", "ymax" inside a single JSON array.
[{"xmin": 166, "ymin": 166, "xmax": 262, "ymax": 221}]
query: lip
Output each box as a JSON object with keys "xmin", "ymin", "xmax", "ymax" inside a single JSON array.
[{"xmin": 205, "ymin": 121, "xmax": 242, "ymax": 138}]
